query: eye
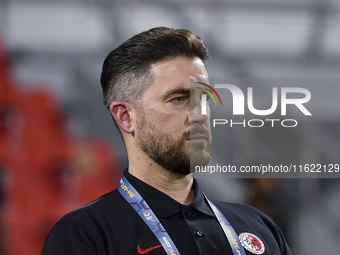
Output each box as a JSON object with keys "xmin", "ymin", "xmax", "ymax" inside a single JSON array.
[
  {"xmin": 201, "ymin": 93, "xmax": 212, "ymax": 102},
  {"xmin": 171, "ymin": 97, "xmax": 187, "ymax": 103}
]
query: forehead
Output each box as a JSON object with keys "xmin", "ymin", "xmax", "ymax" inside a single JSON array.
[{"xmin": 148, "ymin": 56, "xmax": 208, "ymax": 93}]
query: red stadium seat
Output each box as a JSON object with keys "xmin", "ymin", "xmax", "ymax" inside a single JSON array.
[
  {"xmin": 66, "ymin": 139, "xmax": 121, "ymax": 208},
  {"xmin": 0, "ymin": 39, "xmax": 121, "ymax": 255}
]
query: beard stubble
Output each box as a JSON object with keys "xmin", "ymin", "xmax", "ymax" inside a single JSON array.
[{"xmin": 137, "ymin": 110, "xmax": 212, "ymax": 175}]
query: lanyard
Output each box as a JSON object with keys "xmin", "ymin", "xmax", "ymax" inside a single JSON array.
[
  {"xmin": 118, "ymin": 174, "xmax": 246, "ymax": 255},
  {"xmin": 205, "ymin": 197, "xmax": 246, "ymax": 255}
]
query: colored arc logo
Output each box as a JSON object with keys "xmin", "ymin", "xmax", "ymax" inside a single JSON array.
[
  {"xmin": 137, "ymin": 244, "xmax": 162, "ymax": 254},
  {"xmin": 196, "ymin": 82, "xmax": 223, "ymax": 106}
]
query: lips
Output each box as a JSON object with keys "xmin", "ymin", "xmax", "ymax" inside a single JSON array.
[
  {"xmin": 188, "ymin": 133, "xmax": 208, "ymax": 140},
  {"xmin": 184, "ymin": 125, "xmax": 210, "ymax": 141}
]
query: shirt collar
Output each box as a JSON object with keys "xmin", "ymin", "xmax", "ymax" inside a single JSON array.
[{"xmin": 123, "ymin": 168, "xmax": 215, "ymax": 218}]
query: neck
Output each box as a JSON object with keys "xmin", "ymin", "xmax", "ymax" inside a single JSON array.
[{"xmin": 128, "ymin": 164, "xmax": 194, "ymax": 205}]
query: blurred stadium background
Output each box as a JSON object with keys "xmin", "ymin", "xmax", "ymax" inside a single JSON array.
[{"xmin": 0, "ymin": 0, "xmax": 340, "ymax": 254}]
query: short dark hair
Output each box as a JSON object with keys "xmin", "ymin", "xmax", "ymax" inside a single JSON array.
[{"xmin": 100, "ymin": 26, "xmax": 210, "ymax": 126}]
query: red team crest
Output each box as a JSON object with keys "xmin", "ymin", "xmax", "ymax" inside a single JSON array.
[{"xmin": 239, "ymin": 233, "xmax": 265, "ymax": 254}]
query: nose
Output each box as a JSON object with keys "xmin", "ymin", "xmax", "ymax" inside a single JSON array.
[
  {"xmin": 189, "ymin": 114, "xmax": 208, "ymax": 125},
  {"xmin": 189, "ymin": 98, "xmax": 208, "ymax": 125}
]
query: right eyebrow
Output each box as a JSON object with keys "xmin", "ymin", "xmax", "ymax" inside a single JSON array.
[{"xmin": 162, "ymin": 88, "xmax": 191, "ymax": 100}]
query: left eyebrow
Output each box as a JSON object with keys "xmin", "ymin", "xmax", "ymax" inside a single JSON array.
[{"xmin": 197, "ymin": 87, "xmax": 213, "ymax": 95}]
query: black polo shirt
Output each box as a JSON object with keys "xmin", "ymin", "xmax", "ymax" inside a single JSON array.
[{"xmin": 41, "ymin": 169, "xmax": 292, "ymax": 255}]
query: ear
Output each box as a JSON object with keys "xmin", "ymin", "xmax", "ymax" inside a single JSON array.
[{"xmin": 110, "ymin": 101, "xmax": 135, "ymax": 134}]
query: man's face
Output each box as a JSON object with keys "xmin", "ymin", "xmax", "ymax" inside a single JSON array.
[{"xmin": 136, "ymin": 56, "xmax": 212, "ymax": 175}]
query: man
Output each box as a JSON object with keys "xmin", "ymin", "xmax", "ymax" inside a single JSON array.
[{"xmin": 41, "ymin": 27, "xmax": 292, "ymax": 255}]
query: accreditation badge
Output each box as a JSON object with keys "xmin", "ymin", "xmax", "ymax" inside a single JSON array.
[{"xmin": 239, "ymin": 233, "xmax": 265, "ymax": 254}]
